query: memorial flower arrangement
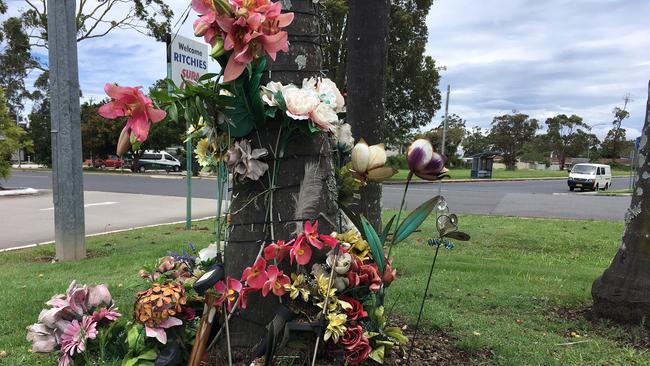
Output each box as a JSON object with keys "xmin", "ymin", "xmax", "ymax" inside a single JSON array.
[{"xmin": 25, "ymin": 0, "xmax": 471, "ymax": 364}]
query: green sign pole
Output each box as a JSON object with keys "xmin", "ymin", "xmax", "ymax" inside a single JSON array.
[{"xmin": 166, "ymin": 34, "xmax": 192, "ymax": 230}]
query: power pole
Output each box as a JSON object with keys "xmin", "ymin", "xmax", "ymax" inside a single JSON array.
[
  {"xmin": 47, "ymin": 0, "xmax": 86, "ymax": 260},
  {"xmin": 438, "ymin": 85, "xmax": 450, "ymax": 196}
]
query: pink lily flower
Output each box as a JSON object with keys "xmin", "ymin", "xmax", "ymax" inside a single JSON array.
[
  {"xmin": 98, "ymin": 83, "xmax": 166, "ymax": 142},
  {"xmin": 263, "ymin": 239, "xmax": 293, "ymax": 263},
  {"xmin": 209, "ymin": 0, "xmax": 293, "ymax": 81},
  {"xmin": 144, "ymin": 317, "xmax": 183, "ymax": 344},
  {"xmin": 214, "ymin": 277, "xmax": 243, "ymax": 312},
  {"xmin": 241, "ymin": 257, "xmax": 269, "ymax": 289},
  {"xmin": 238, "ymin": 286, "xmax": 256, "ymax": 310},
  {"xmin": 289, "ymin": 236, "xmax": 312, "ymax": 265},
  {"xmin": 262, "ymin": 265, "xmax": 291, "ymax": 297},
  {"xmin": 303, "ymin": 220, "xmax": 338, "ymax": 249}
]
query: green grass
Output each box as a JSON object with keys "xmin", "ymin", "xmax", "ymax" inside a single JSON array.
[
  {"xmin": 385, "ymin": 213, "xmax": 648, "ymax": 365},
  {"xmin": 389, "ymin": 168, "xmax": 631, "ymax": 181},
  {"xmin": 1, "ymin": 216, "xmax": 648, "ymax": 365}
]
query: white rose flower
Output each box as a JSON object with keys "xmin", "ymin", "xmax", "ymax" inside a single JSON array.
[
  {"xmin": 309, "ymin": 103, "xmax": 338, "ymax": 132},
  {"xmin": 284, "ymin": 87, "xmax": 320, "ymax": 120}
]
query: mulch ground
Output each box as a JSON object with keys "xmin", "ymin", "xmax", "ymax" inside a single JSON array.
[{"xmin": 550, "ymin": 304, "xmax": 650, "ymax": 351}]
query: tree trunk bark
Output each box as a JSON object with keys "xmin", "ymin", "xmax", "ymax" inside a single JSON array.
[
  {"xmin": 346, "ymin": 0, "xmax": 390, "ymax": 230},
  {"xmin": 223, "ymin": 0, "xmax": 338, "ymax": 353},
  {"xmin": 592, "ymin": 80, "xmax": 650, "ymax": 323}
]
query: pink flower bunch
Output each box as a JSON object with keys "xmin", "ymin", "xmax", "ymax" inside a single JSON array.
[
  {"xmin": 98, "ymin": 83, "xmax": 166, "ymax": 143},
  {"xmin": 26, "ymin": 281, "xmax": 120, "ymax": 365},
  {"xmin": 346, "ymin": 257, "xmax": 382, "ymax": 293},
  {"xmin": 192, "ymin": 0, "xmax": 294, "ymax": 82},
  {"xmin": 262, "ymin": 78, "xmax": 346, "ymax": 132}
]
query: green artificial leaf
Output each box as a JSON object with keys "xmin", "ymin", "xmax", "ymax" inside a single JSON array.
[
  {"xmin": 338, "ymin": 203, "xmax": 365, "ymax": 239},
  {"xmin": 385, "ymin": 326, "xmax": 409, "ymax": 344},
  {"xmin": 167, "ymin": 102, "xmax": 178, "ymax": 122},
  {"xmin": 361, "ymin": 216, "xmax": 385, "ymax": 275},
  {"xmin": 265, "ymin": 106, "xmax": 278, "ymax": 118},
  {"xmin": 272, "ymin": 90, "xmax": 287, "ymax": 110},
  {"xmin": 198, "ymin": 72, "xmax": 219, "ymax": 81},
  {"xmin": 136, "ymin": 348, "xmax": 158, "ymax": 360},
  {"xmin": 368, "ymin": 345, "xmax": 385, "ymax": 363},
  {"xmin": 307, "ymin": 121, "xmax": 321, "ymax": 134},
  {"xmin": 443, "ymin": 231, "xmax": 471, "ymax": 241},
  {"xmin": 393, "ymin": 195, "xmax": 441, "ymax": 244},
  {"xmin": 381, "ymin": 214, "xmax": 396, "ymax": 245},
  {"xmin": 126, "ymin": 325, "xmax": 139, "ymax": 349},
  {"xmin": 195, "ymin": 95, "xmax": 214, "ymax": 124}
]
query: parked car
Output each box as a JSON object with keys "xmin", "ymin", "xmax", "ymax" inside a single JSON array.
[
  {"xmin": 129, "ymin": 150, "xmax": 181, "ymax": 173},
  {"xmin": 93, "ymin": 155, "xmax": 124, "ymax": 169},
  {"xmin": 567, "ymin": 163, "xmax": 611, "ymax": 191}
]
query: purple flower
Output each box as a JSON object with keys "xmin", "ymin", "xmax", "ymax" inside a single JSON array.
[
  {"xmin": 60, "ymin": 316, "xmax": 98, "ymax": 356},
  {"xmin": 406, "ymin": 139, "xmax": 447, "ymax": 181},
  {"xmin": 92, "ymin": 305, "xmax": 122, "ymax": 323}
]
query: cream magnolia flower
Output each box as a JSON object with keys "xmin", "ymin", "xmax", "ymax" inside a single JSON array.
[
  {"xmin": 350, "ymin": 139, "xmax": 397, "ymax": 184},
  {"xmin": 198, "ymin": 243, "xmax": 218, "ymax": 262},
  {"xmin": 326, "ymin": 252, "xmax": 352, "ymax": 275},
  {"xmin": 260, "ymin": 81, "xmax": 285, "ymax": 107},
  {"xmin": 284, "ymin": 87, "xmax": 320, "ymax": 120}
]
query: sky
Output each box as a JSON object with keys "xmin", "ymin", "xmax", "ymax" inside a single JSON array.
[{"xmin": 5, "ymin": 0, "xmax": 650, "ymax": 140}]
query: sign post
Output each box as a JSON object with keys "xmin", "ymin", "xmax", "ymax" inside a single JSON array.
[{"xmin": 168, "ymin": 35, "xmax": 209, "ymax": 229}]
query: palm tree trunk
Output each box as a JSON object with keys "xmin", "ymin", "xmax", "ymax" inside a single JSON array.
[
  {"xmin": 223, "ymin": 0, "xmax": 338, "ymax": 351},
  {"xmin": 346, "ymin": 0, "xmax": 390, "ymax": 229},
  {"xmin": 592, "ymin": 80, "xmax": 650, "ymax": 322}
]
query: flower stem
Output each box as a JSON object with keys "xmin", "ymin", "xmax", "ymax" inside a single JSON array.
[
  {"xmin": 388, "ymin": 171, "xmax": 413, "ymax": 258},
  {"xmin": 406, "ymin": 241, "xmax": 441, "ymax": 365}
]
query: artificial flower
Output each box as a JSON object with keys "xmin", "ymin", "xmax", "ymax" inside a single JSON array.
[
  {"xmin": 324, "ymin": 313, "xmax": 347, "ymax": 343},
  {"xmin": 261, "ymin": 81, "xmax": 290, "ymax": 107},
  {"xmin": 238, "ymin": 286, "xmax": 255, "ymax": 310},
  {"xmin": 336, "ymin": 229, "xmax": 370, "ymax": 261},
  {"xmin": 283, "ymin": 86, "xmax": 320, "ymax": 120},
  {"xmin": 326, "ymin": 251, "xmax": 352, "ymax": 275},
  {"xmin": 133, "ymin": 282, "xmax": 186, "ymax": 344},
  {"xmin": 340, "ymin": 324, "xmax": 364, "ymax": 350},
  {"xmin": 302, "ymin": 220, "xmax": 338, "ymax": 250},
  {"xmin": 263, "ymin": 240, "xmax": 293, "ymax": 263},
  {"xmin": 181, "ymin": 306, "xmax": 197, "ymax": 321},
  {"xmin": 60, "ymin": 316, "xmax": 98, "ymax": 356},
  {"xmin": 406, "ymin": 138, "xmax": 448, "ymax": 180},
  {"xmin": 344, "ymin": 335, "xmax": 371, "ymax": 365},
  {"xmin": 347, "ymin": 258, "xmax": 382, "ymax": 292},
  {"xmin": 289, "ymin": 236, "xmax": 313, "ymax": 265},
  {"xmin": 26, "ymin": 323, "xmax": 57, "ymax": 353},
  {"xmin": 215, "ymin": 277, "xmax": 243, "ymax": 312},
  {"xmin": 340, "ymin": 296, "xmax": 368, "ymax": 321},
  {"xmin": 58, "ymin": 353, "xmax": 72, "ymax": 366},
  {"xmin": 284, "ymin": 273, "xmax": 310, "ymax": 302},
  {"xmin": 382, "ymin": 257, "xmax": 397, "ymax": 286},
  {"xmin": 262, "ymin": 265, "xmax": 291, "ymax": 297},
  {"xmin": 316, "ymin": 78, "xmax": 345, "ymax": 113},
  {"xmin": 335, "ymin": 123, "xmax": 354, "ymax": 152},
  {"xmin": 198, "ymin": 243, "xmax": 219, "ymax": 262},
  {"xmin": 193, "ymin": 0, "xmax": 294, "ymax": 81},
  {"xmin": 241, "ymin": 257, "xmax": 268, "ymax": 289},
  {"xmin": 98, "ymin": 83, "xmax": 166, "ymax": 143},
  {"xmin": 226, "ymin": 139, "xmax": 269, "ymax": 182},
  {"xmin": 310, "ymin": 103, "xmax": 338, "ymax": 132},
  {"xmin": 350, "ymin": 139, "xmax": 397, "ymax": 184},
  {"xmin": 91, "ymin": 305, "xmax": 121, "ymax": 323}
]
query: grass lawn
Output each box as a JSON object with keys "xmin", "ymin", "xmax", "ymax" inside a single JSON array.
[
  {"xmin": 389, "ymin": 168, "xmax": 631, "ymax": 181},
  {"xmin": 1, "ymin": 215, "xmax": 647, "ymax": 365}
]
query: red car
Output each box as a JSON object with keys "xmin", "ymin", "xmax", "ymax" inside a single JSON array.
[{"xmin": 93, "ymin": 155, "xmax": 124, "ymax": 169}]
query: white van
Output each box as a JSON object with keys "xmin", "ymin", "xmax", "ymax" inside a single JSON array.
[
  {"xmin": 567, "ymin": 163, "xmax": 611, "ymax": 191},
  {"xmin": 134, "ymin": 150, "xmax": 181, "ymax": 173}
]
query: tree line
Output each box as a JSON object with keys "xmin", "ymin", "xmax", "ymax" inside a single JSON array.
[{"xmin": 414, "ymin": 105, "xmax": 635, "ymax": 170}]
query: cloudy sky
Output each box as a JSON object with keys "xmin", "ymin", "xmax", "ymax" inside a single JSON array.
[{"xmin": 6, "ymin": 0, "xmax": 649, "ymax": 140}]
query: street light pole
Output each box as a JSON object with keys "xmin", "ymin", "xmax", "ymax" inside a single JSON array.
[{"xmin": 47, "ymin": 0, "xmax": 86, "ymax": 260}]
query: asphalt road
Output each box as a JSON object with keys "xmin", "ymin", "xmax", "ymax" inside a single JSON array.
[{"xmin": 5, "ymin": 170, "xmax": 632, "ymax": 220}]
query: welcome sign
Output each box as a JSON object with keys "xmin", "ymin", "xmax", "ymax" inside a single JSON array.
[{"xmin": 170, "ymin": 35, "xmax": 209, "ymax": 87}]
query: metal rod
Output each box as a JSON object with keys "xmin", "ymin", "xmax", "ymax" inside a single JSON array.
[
  {"xmin": 224, "ymin": 303, "xmax": 233, "ymax": 366},
  {"xmin": 311, "ymin": 244, "xmax": 341, "ymax": 366}
]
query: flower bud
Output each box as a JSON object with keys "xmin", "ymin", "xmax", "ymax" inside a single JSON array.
[
  {"xmin": 406, "ymin": 139, "xmax": 447, "ymax": 181},
  {"xmin": 116, "ymin": 127, "xmax": 131, "ymax": 157},
  {"xmin": 210, "ymin": 37, "xmax": 225, "ymax": 58}
]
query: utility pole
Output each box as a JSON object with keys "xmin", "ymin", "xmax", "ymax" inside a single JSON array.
[
  {"xmin": 47, "ymin": 0, "xmax": 86, "ymax": 261},
  {"xmin": 438, "ymin": 85, "xmax": 450, "ymax": 196}
]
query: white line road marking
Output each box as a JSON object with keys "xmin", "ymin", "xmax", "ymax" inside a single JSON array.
[{"xmin": 39, "ymin": 201, "xmax": 118, "ymax": 211}]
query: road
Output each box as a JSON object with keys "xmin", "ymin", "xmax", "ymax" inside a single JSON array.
[{"xmin": 1, "ymin": 170, "xmax": 631, "ymax": 250}]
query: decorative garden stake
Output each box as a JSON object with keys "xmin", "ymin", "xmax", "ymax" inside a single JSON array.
[{"xmin": 406, "ymin": 202, "xmax": 470, "ymax": 365}]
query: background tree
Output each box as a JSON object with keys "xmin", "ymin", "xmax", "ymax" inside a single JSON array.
[
  {"xmin": 592, "ymin": 81, "xmax": 650, "ymax": 323},
  {"xmin": 462, "ymin": 127, "xmax": 491, "ymax": 157},
  {"xmin": 0, "ymin": 0, "xmax": 173, "ymax": 114},
  {"xmin": 519, "ymin": 134, "xmax": 551, "ymax": 165},
  {"xmin": 419, "ymin": 113, "xmax": 467, "ymax": 166},
  {"xmin": 489, "ymin": 112, "xmax": 539, "ymax": 169},
  {"xmin": 80, "ymin": 101, "xmax": 124, "ymax": 160},
  {"xmin": 601, "ymin": 130, "xmax": 635, "ymax": 159},
  {"xmin": 27, "ymin": 97, "xmax": 51, "ymax": 165},
  {"xmin": 0, "ymin": 88, "xmax": 30, "ymax": 183},
  {"xmin": 545, "ymin": 114, "xmax": 589, "ymax": 170},
  {"xmin": 604, "ymin": 97, "xmax": 631, "ymax": 159},
  {"xmin": 318, "ymin": 0, "xmax": 442, "ymax": 146}
]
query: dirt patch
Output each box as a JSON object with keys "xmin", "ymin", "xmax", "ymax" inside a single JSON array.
[{"xmin": 550, "ymin": 304, "xmax": 650, "ymax": 350}]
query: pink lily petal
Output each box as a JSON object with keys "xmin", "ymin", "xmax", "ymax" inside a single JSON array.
[
  {"xmin": 223, "ymin": 54, "xmax": 247, "ymax": 82},
  {"xmin": 277, "ymin": 12, "xmax": 294, "ymax": 28},
  {"xmin": 145, "ymin": 325, "xmax": 168, "ymax": 344},
  {"xmin": 147, "ymin": 106, "xmax": 166, "ymax": 123},
  {"xmin": 128, "ymin": 110, "xmax": 151, "ymax": 142}
]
